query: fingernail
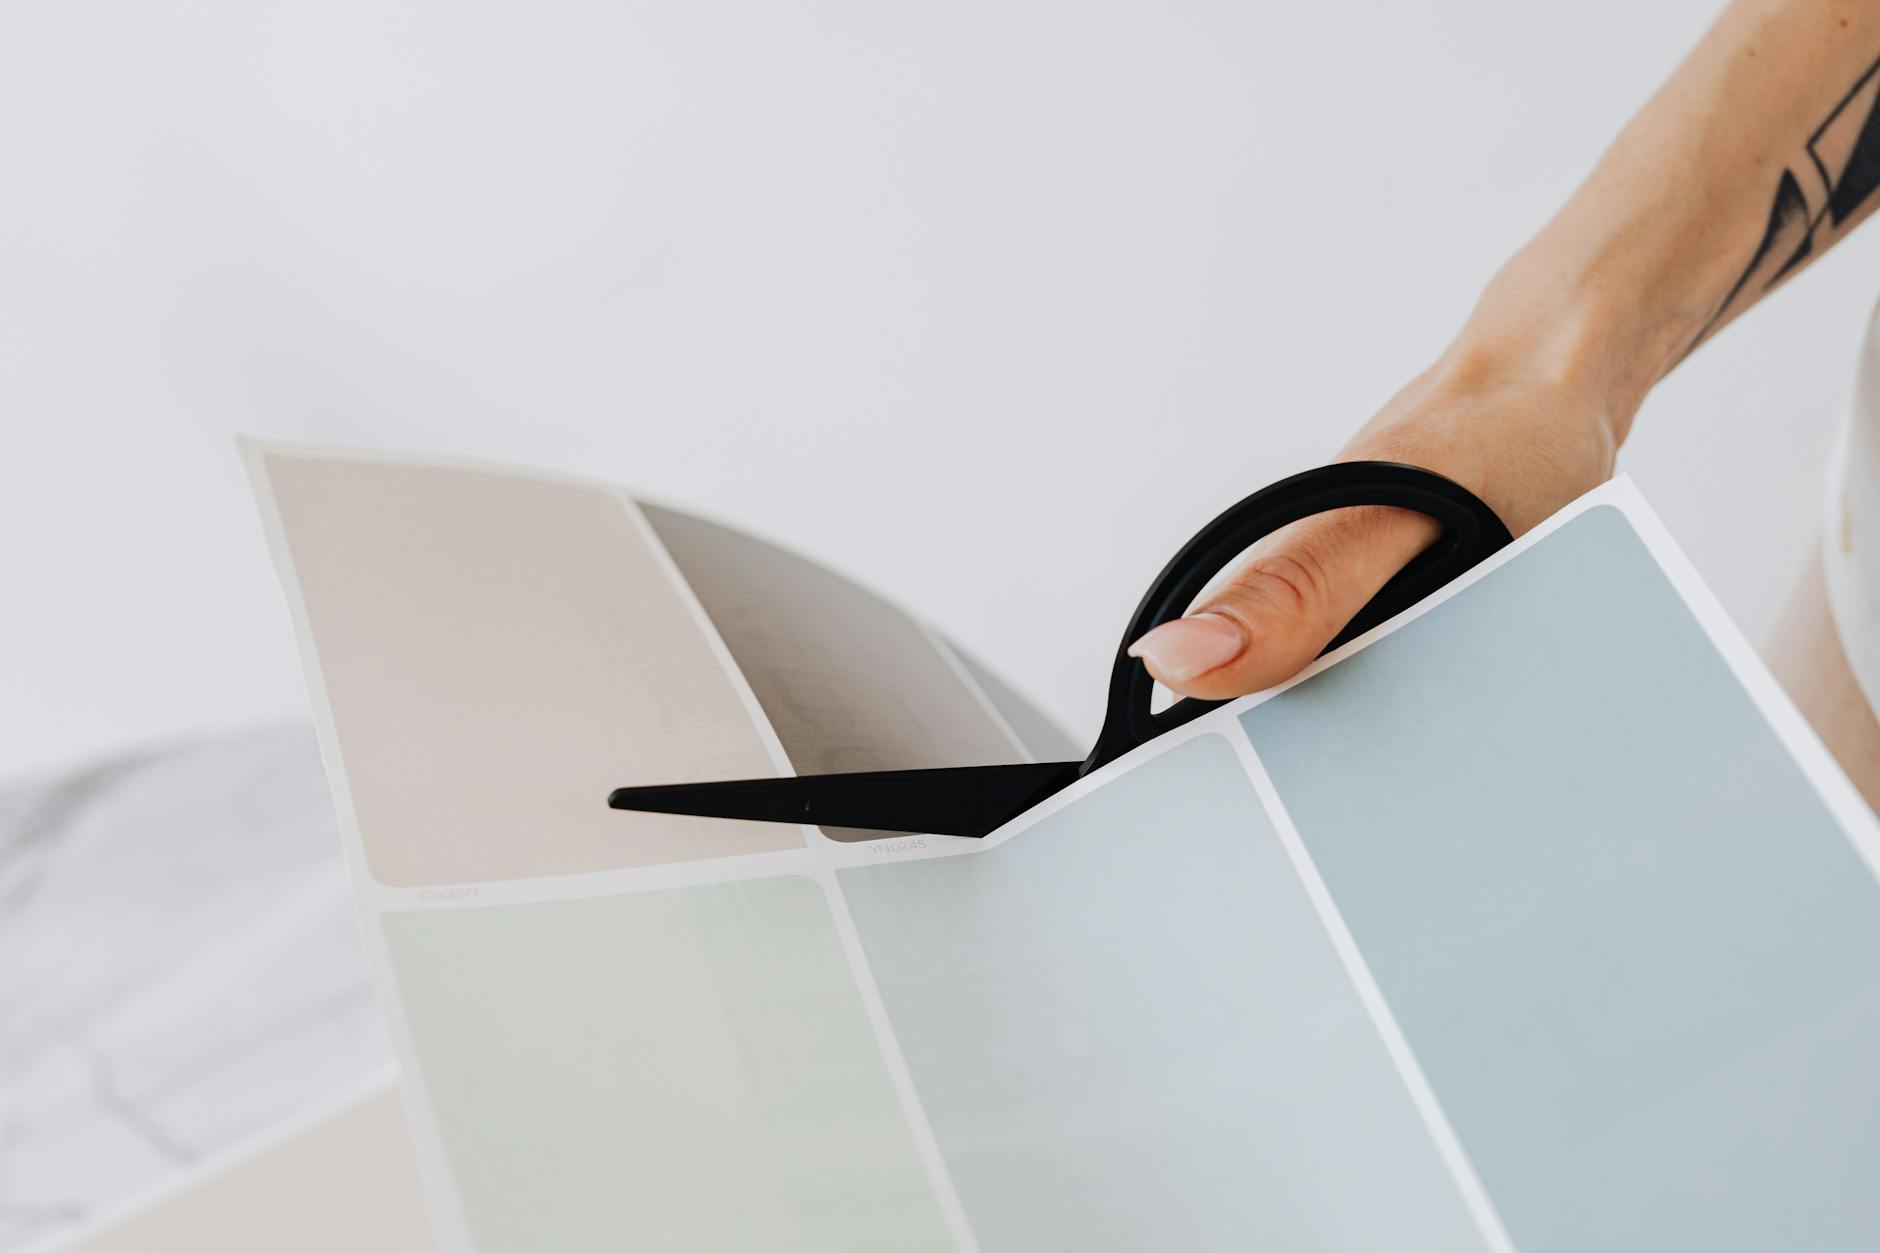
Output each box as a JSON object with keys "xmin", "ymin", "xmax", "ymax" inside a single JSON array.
[{"xmin": 1126, "ymin": 612, "xmax": 1246, "ymax": 683}]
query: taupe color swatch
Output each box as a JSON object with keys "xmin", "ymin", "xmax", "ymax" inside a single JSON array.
[
  {"xmin": 64, "ymin": 1087, "xmax": 434, "ymax": 1253},
  {"xmin": 264, "ymin": 453, "xmax": 799, "ymax": 886},
  {"xmin": 644, "ymin": 505, "xmax": 1027, "ymax": 840},
  {"xmin": 946, "ymin": 642, "xmax": 1081, "ymax": 761}
]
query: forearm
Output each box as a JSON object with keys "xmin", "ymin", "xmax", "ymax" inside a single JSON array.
[{"xmin": 1452, "ymin": 0, "xmax": 1880, "ymax": 437}]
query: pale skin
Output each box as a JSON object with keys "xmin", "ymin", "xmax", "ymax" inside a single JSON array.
[{"xmin": 1130, "ymin": 0, "xmax": 1880, "ymax": 810}]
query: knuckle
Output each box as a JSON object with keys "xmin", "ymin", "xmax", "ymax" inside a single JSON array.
[{"xmin": 1231, "ymin": 547, "xmax": 1331, "ymax": 622}]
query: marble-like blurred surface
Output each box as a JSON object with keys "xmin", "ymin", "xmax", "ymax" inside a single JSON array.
[{"xmin": 0, "ymin": 725, "xmax": 391, "ymax": 1251}]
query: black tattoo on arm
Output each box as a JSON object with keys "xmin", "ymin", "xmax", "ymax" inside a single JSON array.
[{"xmin": 1691, "ymin": 50, "xmax": 1880, "ymax": 351}]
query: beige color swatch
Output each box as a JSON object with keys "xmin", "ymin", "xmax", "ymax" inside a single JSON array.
[
  {"xmin": 264, "ymin": 453, "xmax": 798, "ymax": 886},
  {"xmin": 62, "ymin": 1086, "xmax": 434, "ymax": 1253},
  {"xmin": 644, "ymin": 505, "xmax": 1026, "ymax": 840}
]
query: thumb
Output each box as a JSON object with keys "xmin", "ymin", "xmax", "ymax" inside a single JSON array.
[{"xmin": 1126, "ymin": 504, "xmax": 1442, "ymax": 700}]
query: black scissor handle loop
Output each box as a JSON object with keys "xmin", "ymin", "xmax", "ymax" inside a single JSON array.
[{"xmin": 1082, "ymin": 461, "xmax": 1512, "ymax": 776}]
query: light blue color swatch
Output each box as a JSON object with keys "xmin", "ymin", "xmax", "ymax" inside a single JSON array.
[
  {"xmin": 839, "ymin": 733, "xmax": 1489, "ymax": 1253},
  {"xmin": 1242, "ymin": 505, "xmax": 1880, "ymax": 1252}
]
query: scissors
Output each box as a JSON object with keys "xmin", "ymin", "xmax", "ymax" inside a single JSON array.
[{"xmin": 609, "ymin": 461, "xmax": 1512, "ymax": 838}]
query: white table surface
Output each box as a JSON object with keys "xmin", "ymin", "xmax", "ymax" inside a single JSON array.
[{"xmin": 0, "ymin": 728, "xmax": 390, "ymax": 1251}]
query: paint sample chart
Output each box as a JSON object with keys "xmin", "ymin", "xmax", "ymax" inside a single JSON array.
[{"xmin": 250, "ymin": 446, "xmax": 1880, "ymax": 1253}]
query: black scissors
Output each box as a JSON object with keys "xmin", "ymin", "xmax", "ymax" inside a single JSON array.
[{"xmin": 609, "ymin": 461, "xmax": 1511, "ymax": 838}]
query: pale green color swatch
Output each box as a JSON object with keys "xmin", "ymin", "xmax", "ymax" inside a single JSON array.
[{"xmin": 382, "ymin": 876, "xmax": 952, "ymax": 1253}]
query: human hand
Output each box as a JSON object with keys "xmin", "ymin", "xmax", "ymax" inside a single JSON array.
[{"xmin": 1128, "ymin": 306, "xmax": 1646, "ymax": 700}]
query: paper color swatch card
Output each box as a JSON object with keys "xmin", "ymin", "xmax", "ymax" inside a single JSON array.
[{"xmin": 243, "ymin": 444, "xmax": 1880, "ymax": 1253}]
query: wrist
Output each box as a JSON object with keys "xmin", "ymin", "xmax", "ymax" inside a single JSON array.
[{"xmin": 1438, "ymin": 236, "xmax": 1700, "ymax": 447}]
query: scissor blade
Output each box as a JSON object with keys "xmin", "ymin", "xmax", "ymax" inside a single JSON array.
[{"xmin": 608, "ymin": 761, "xmax": 1081, "ymax": 838}]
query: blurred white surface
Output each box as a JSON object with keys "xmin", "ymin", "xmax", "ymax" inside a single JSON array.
[
  {"xmin": 3, "ymin": 0, "xmax": 1875, "ymax": 776},
  {"xmin": 0, "ymin": 726, "xmax": 387, "ymax": 1249}
]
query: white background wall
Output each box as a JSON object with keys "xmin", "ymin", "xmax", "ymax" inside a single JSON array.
[{"xmin": 5, "ymin": 0, "xmax": 1877, "ymax": 778}]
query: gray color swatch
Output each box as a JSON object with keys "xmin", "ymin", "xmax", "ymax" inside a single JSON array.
[
  {"xmin": 839, "ymin": 734, "xmax": 1488, "ymax": 1253},
  {"xmin": 643, "ymin": 505, "xmax": 1026, "ymax": 841},
  {"xmin": 1242, "ymin": 505, "xmax": 1880, "ymax": 1252}
]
